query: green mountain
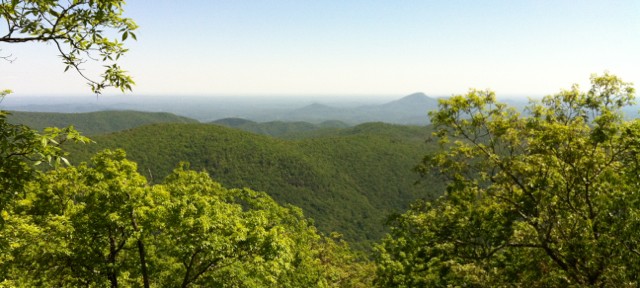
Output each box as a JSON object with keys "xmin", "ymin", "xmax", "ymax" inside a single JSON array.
[
  {"xmin": 6, "ymin": 110, "xmax": 198, "ymax": 135},
  {"xmin": 211, "ymin": 118, "xmax": 350, "ymax": 138},
  {"xmin": 65, "ymin": 122, "xmax": 444, "ymax": 248}
]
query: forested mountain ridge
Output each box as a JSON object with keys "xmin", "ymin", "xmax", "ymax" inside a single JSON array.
[
  {"xmin": 211, "ymin": 118, "xmax": 350, "ymax": 138},
  {"xmin": 65, "ymin": 122, "xmax": 443, "ymax": 247},
  {"xmin": 6, "ymin": 110, "xmax": 198, "ymax": 135}
]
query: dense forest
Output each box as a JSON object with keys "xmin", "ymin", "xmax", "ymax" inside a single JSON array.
[
  {"xmin": 62, "ymin": 120, "xmax": 443, "ymax": 247},
  {"xmin": 3, "ymin": 1, "xmax": 640, "ymax": 286},
  {"xmin": 211, "ymin": 118, "xmax": 350, "ymax": 139}
]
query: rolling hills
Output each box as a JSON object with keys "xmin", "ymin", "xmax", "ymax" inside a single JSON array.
[
  {"xmin": 3, "ymin": 92, "xmax": 441, "ymax": 124},
  {"xmin": 256, "ymin": 92, "xmax": 439, "ymax": 125},
  {"xmin": 6, "ymin": 110, "xmax": 198, "ymax": 135},
  {"xmin": 64, "ymin": 122, "xmax": 444, "ymax": 248}
]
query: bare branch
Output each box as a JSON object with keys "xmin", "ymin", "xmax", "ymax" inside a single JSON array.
[{"xmin": 0, "ymin": 49, "xmax": 15, "ymax": 62}]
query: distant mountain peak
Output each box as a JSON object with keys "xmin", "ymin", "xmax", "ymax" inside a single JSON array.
[
  {"xmin": 294, "ymin": 102, "xmax": 338, "ymax": 113},
  {"xmin": 398, "ymin": 92, "xmax": 430, "ymax": 102},
  {"xmin": 405, "ymin": 92, "xmax": 428, "ymax": 98},
  {"xmin": 383, "ymin": 92, "xmax": 436, "ymax": 107},
  {"xmin": 305, "ymin": 102, "xmax": 332, "ymax": 109}
]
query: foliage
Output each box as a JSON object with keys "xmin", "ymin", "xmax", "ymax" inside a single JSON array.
[
  {"xmin": 212, "ymin": 118, "xmax": 350, "ymax": 139},
  {"xmin": 0, "ymin": 105, "xmax": 90, "ymax": 212},
  {"xmin": 376, "ymin": 73, "xmax": 640, "ymax": 286},
  {"xmin": 0, "ymin": 0, "xmax": 137, "ymax": 93},
  {"xmin": 1, "ymin": 149, "xmax": 373, "ymax": 287}
]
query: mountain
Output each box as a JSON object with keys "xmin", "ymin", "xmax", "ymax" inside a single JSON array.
[
  {"xmin": 212, "ymin": 117, "xmax": 258, "ymax": 126},
  {"xmin": 364, "ymin": 92, "xmax": 439, "ymax": 124},
  {"xmin": 211, "ymin": 118, "xmax": 349, "ymax": 138},
  {"xmin": 279, "ymin": 103, "xmax": 350, "ymax": 123},
  {"xmin": 65, "ymin": 122, "xmax": 444, "ymax": 248},
  {"xmin": 380, "ymin": 92, "xmax": 438, "ymax": 109},
  {"xmin": 6, "ymin": 110, "xmax": 198, "ymax": 135},
  {"xmin": 253, "ymin": 92, "xmax": 440, "ymax": 125}
]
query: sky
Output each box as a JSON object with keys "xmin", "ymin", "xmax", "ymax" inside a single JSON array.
[{"xmin": 2, "ymin": 0, "xmax": 640, "ymax": 99}]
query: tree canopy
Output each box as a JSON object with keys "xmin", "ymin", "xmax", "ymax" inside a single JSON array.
[
  {"xmin": 1, "ymin": 149, "xmax": 374, "ymax": 287},
  {"xmin": 376, "ymin": 73, "xmax": 640, "ymax": 287}
]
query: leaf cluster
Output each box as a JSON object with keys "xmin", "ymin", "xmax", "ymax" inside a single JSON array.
[
  {"xmin": 0, "ymin": 0, "xmax": 137, "ymax": 93},
  {"xmin": 0, "ymin": 107, "xmax": 90, "ymax": 212}
]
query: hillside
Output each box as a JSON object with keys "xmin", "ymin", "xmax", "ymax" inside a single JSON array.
[
  {"xmin": 211, "ymin": 118, "xmax": 350, "ymax": 138},
  {"xmin": 65, "ymin": 122, "xmax": 444, "ymax": 248},
  {"xmin": 6, "ymin": 110, "xmax": 198, "ymax": 135}
]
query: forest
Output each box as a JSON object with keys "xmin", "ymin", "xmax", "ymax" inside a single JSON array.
[
  {"xmin": 5, "ymin": 73, "xmax": 640, "ymax": 287},
  {"xmin": 3, "ymin": 1, "xmax": 640, "ymax": 287}
]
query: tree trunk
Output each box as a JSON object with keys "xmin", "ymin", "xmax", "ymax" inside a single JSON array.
[{"xmin": 131, "ymin": 207, "xmax": 150, "ymax": 288}]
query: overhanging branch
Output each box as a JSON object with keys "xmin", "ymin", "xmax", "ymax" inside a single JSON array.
[{"xmin": 0, "ymin": 36, "xmax": 65, "ymax": 43}]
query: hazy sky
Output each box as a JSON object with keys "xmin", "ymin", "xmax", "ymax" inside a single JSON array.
[{"xmin": 2, "ymin": 0, "xmax": 639, "ymax": 98}]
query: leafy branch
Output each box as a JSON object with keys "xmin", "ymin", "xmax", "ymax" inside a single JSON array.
[{"xmin": 0, "ymin": 0, "xmax": 137, "ymax": 94}]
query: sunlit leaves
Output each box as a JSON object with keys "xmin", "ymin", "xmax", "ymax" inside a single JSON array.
[
  {"xmin": 377, "ymin": 74, "xmax": 640, "ymax": 287},
  {"xmin": 1, "ymin": 148, "xmax": 370, "ymax": 286},
  {"xmin": 0, "ymin": 109, "xmax": 90, "ymax": 212}
]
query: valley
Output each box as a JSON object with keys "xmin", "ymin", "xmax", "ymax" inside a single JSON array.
[{"xmin": 5, "ymin": 106, "xmax": 445, "ymax": 248}]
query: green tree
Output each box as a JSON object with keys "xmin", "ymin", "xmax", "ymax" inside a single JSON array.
[
  {"xmin": 142, "ymin": 164, "xmax": 374, "ymax": 287},
  {"xmin": 0, "ymin": 99, "xmax": 90, "ymax": 213},
  {"xmin": 2, "ymin": 149, "xmax": 371, "ymax": 287},
  {"xmin": 1, "ymin": 0, "xmax": 137, "ymax": 213},
  {"xmin": 376, "ymin": 73, "xmax": 640, "ymax": 287},
  {"xmin": 1, "ymin": 149, "xmax": 150, "ymax": 286},
  {"xmin": 0, "ymin": 0, "xmax": 137, "ymax": 93}
]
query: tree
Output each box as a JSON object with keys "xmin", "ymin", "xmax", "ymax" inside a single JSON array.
[
  {"xmin": 0, "ymin": 100, "xmax": 90, "ymax": 212},
  {"xmin": 1, "ymin": 150, "xmax": 372, "ymax": 287},
  {"xmin": 376, "ymin": 73, "xmax": 640, "ymax": 287},
  {"xmin": 1, "ymin": 149, "xmax": 151, "ymax": 286},
  {"xmin": 1, "ymin": 0, "xmax": 137, "ymax": 93},
  {"xmin": 1, "ymin": 0, "xmax": 136, "ymax": 210}
]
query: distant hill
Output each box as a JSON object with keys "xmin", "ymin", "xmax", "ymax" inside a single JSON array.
[
  {"xmin": 6, "ymin": 110, "xmax": 198, "ymax": 135},
  {"xmin": 262, "ymin": 92, "xmax": 439, "ymax": 125},
  {"xmin": 382, "ymin": 92, "xmax": 436, "ymax": 108},
  {"xmin": 212, "ymin": 117, "xmax": 258, "ymax": 127},
  {"xmin": 211, "ymin": 118, "xmax": 350, "ymax": 138},
  {"xmin": 65, "ymin": 122, "xmax": 444, "ymax": 248},
  {"xmin": 2, "ymin": 93, "xmax": 442, "ymax": 124}
]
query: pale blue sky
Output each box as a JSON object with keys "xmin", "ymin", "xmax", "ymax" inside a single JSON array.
[{"xmin": 2, "ymin": 0, "xmax": 639, "ymax": 99}]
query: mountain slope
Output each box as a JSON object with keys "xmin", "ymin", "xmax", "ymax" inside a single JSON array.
[
  {"xmin": 211, "ymin": 118, "xmax": 350, "ymax": 138},
  {"xmin": 65, "ymin": 122, "xmax": 444, "ymax": 247},
  {"xmin": 6, "ymin": 110, "xmax": 198, "ymax": 135}
]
